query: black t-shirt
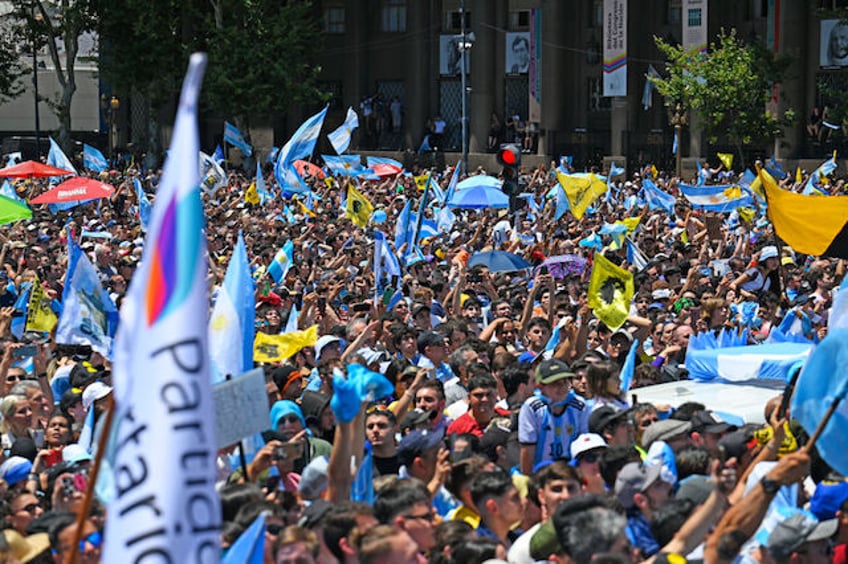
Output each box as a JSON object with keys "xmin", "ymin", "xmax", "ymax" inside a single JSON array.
[{"xmin": 373, "ymin": 454, "xmax": 400, "ymax": 476}]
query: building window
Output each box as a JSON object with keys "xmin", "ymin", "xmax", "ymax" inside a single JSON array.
[
  {"xmin": 382, "ymin": 0, "xmax": 407, "ymax": 33},
  {"xmin": 324, "ymin": 7, "xmax": 345, "ymax": 34},
  {"xmin": 666, "ymin": 0, "xmax": 681, "ymax": 25},
  {"xmin": 446, "ymin": 10, "xmax": 470, "ymax": 32},
  {"xmin": 509, "ymin": 10, "xmax": 530, "ymax": 31},
  {"xmin": 687, "ymin": 8, "xmax": 702, "ymax": 27}
]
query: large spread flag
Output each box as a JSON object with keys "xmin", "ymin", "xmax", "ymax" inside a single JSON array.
[
  {"xmin": 55, "ymin": 235, "xmax": 119, "ymax": 356},
  {"xmin": 209, "ymin": 232, "xmax": 255, "ymax": 384},
  {"xmin": 761, "ymin": 168, "xmax": 848, "ymax": 259},
  {"xmin": 253, "ymin": 325, "xmax": 319, "ymax": 363},
  {"xmin": 274, "ymin": 105, "xmax": 329, "ymax": 192},
  {"xmin": 267, "ymin": 240, "xmax": 294, "ymax": 284},
  {"xmin": 322, "ymin": 154, "xmax": 367, "ymax": 177},
  {"xmin": 588, "ymin": 253, "xmax": 634, "ymax": 330},
  {"xmin": 328, "ymin": 107, "xmax": 359, "ymax": 155},
  {"xmin": 104, "ymin": 54, "xmax": 221, "ymax": 562},
  {"xmin": 641, "ymin": 178, "xmax": 676, "ymax": 214},
  {"xmin": 345, "ymin": 183, "xmax": 373, "ymax": 228},
  {"xmin": 133, "ymin": 178, "xmax": 151, "ymax": 230},
  {"xmin": 678, "ymin": 182, "xmax": 754, "ymax": 212},
  {"xmin": 223, "ymin": 121, "xmax": 253, "ymax": 157},
  {"xmin": 554, "ymin": 171, "xmax": 606, "ymax": 219},
  {"xmin": 25, "ymin": 278, "xmax": 57, "ymax": 333},
  {"xmin": 83, "ymin": 144, "xmax": 108, "ymax": 173},
  {"xmin": 46, "ymin": 138, "xmax": 77, "ymax": 185}
]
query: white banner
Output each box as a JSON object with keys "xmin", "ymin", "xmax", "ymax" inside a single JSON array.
[
  {"xmin": 104, "ymin": 53, "xmax": 221, "ymax": 563},
  {"xmin": 603, "ymin": 0, "xmax": 627, "ymax": 97}
]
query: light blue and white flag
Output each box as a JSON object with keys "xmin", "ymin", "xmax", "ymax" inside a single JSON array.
[
  {"xmin": 554, "ymin": 182, "xmax": 570, "ymax": 220},
  {"xmin": 276, "ymin": 105, "xmax": 329, "ymax": 173},
  {"xmin": 642, "ymin": 65, "xmax": 660, "ymax": 110},
  {"xmin": 133, "ymin": 178, "xmax": 151, "ymax": 230},
  {"xmin": 322, "ymin": 154, "xmax": 367, "ymax": 177},
  {"xmin": 46, "ymin": 138, "xmax": 76, "ymax": 184},
  {"xmin": 213, "ymin": 144, "xmax": 225, "ymax": 164},
  {"xmin": 223, "ymin": 513, "xmax": 265, "ymax": 564},
  {"xmin": 352, "ymin": 442, "xmax": 375, "ymax": 504},
  {"xmin": 394, "ymin": 199, "xmax": 412, "ymax": 251},
  {"xmin": 284, "ymin": 303, "xmax": 299, "ymax": 334},
  {"xmin": 199, "ymin": 151, "xmax": 227, "ymax": 194},
  {"xmin": 255, "ymin": 160, "xmax": 271, "ymax": 205},
  {"xmin": 266, "ymin": 147, "xmax": 279, "ymax": 163},
  {"xmin": 328, "ymin": 107, "xmax": 359, "ymax": 155},
  {"xmin": 223, "ymin": 121, "xmax": 253, "ymax": 157},
  {"xmin": 5, "ymin": 152, "xmax": 21, "ymax": 167},
  {"xmin": 641, "ymin": 179, "xmax": 676, "ymax": 214},
  {"xmin": 55, "ymin": 234, "xmax": 119, "ymax": 356},
  {"xmin": 267, "ymin": 240, "xmax": 294, "ymax": 284},
  {"xmin": 678, "ymin": 183, "xmax": 754, "ymax": 213},
  {"xmin": 619, "ymin": 337, "xmax": 640, "ymax": 393},
  {"xmin": 104, "ymin": 54, "xmax": 220, "ymax": 563},
  {"xmin": 374, "ymin": 230, "xmax": 401, "ymax": 295},
  {"xmin": 626, "ymin": 238, "xmax": 649, "ymax": 271},
  {"xmin": 1, "ymin": 180, "xmax": 24, "ymax": 203},
  {"xmin": 209, "ymin": 231, "xmax": 255, "ymax": 384},
  {"xmin": 366, "ymin": 155, "xmax": 403, "ymax": 171},
  {"xmin": 83, "ymin": 144, "xmax": 108, "ymax": 173},
  {"xmin": 672, "ymin": 131, "xmax": 678, "ymax": 156},
  {"xmin": 685, "ymin": 342, "xmax": 812, "ymax": 383}
]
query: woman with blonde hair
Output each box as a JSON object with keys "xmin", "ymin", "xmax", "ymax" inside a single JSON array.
[{"xmin": 0, "ymin": 395, "xmax": 36, "ymax": 450}]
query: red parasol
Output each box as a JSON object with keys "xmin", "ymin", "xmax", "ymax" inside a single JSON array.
[
  {"xmin": 30, "ymin": 176, "xmax": 115, "ymax": 204},
  {"xmin": 293, "ymin": 159, "xmax": 326, "ymax": 180},
  {"xmin": 0, "ymin": 160, "xmax": 74, "ymax": 178}
]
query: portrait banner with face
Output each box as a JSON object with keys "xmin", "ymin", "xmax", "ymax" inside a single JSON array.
[
  {"xmin": 506, "ymin": 32, "xmax": 530, "ymax": 75},
  {"xmin": 821, "ymin": 19, "xmax": 848, "ymax": 67}
]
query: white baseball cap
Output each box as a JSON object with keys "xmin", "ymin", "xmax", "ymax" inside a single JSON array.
[{"xmin": 570, "ymin": 433, "xmax": 608, "ymax": 459}]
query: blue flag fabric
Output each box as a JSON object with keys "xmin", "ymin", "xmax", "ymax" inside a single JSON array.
[
  {"xmin": 274, "ymin": 106, "xmax": 329, "ymax": 195},
  {"xmin": 267, "ymin": 240, "xmax": 294, "ymax": 284},
  {"xmin": 641, "ymin": 179, "xmax": 676, "ymax": 214},
  {"xmin": 322, "ymin": 154, "xmax": 367, "ymax": 177},
  {"xmin": 352, "ymin": 442, "xmax": 375, "ymax": 504},
  {"xmin": 223, "ymin": 513, "xmax": 265, "ymax": 564},
  {"xmin": 331, "ymin": 364, "xmax": 394, "ymax": 423},
  {"xmin": 394, "ymin": 199, "xmax": 412, "ymax": 251},
  {"xmin": 619, "ymin": 337, "xmax": 640, "ymax": 393},
  {"xmin": 213, "ymin": 144, "xmax": 225, "ymax": 164},
  {"xmin": 792, "ymin": 328, "xmax": 848, "ymax": 476},
  {"xmin": 255, "ymin": 161, "xmax": 271, "ymax": 205},
  {"xmin": 83, "ymin": 144, "xmax": 108, "ymax": 173},
  {"xmin": 133, "ymin": 179, "xmax": 151, "ymax": 230},
  {"xmin": 266, "ymin": 147, "xmax": 279, "ymax": 163},
  {"xmin": 55, "ymin": 235, "xmax": 119, "ymax": 356},
  {"xmin": 554, "ymin": 183, "xmax": 569, "ymax": 220},
  {"xmin": 46, "ymin": 138, "xmax": 76, "ymax": 184},
  {"xmin": 223, "ymin": 121, "xmax": 253, "ymax": 157},
  {"xmin": 327, "ymin": 107, "xmax": 359, "ymax": 155},
  {"xmin": 10, "ymin": 284, "xmax": 30, "ymax": 339},
  {"xmin": 678, "ymin": 183, "xmax": 754, "ymax": 213},
  {"xmin": 1, "ymin": 180, "xmax": 24, "ymax": 204},
  {"xmin": 209, "ymin": 232, "xmax": 255, "ymax": 383}
]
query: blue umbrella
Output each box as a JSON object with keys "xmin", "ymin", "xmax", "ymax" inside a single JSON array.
[
  {"xmin": 457, "ymin": 175, "xmax": 503, "ymax": 191},
  {"xmin": 467, "ymin": 250, "xmax": 532, "ymax": 272},
  {"xmin": 448, "ymin": 185, "xmax": 509, "ymax": 209}
]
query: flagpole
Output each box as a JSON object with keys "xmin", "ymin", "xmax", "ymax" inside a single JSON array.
[{"xmin": 69, "ymin": 396, "xmax": 116, "ymax": 564}]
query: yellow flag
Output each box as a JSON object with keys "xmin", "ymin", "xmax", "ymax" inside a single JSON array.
[
  {"xmin": 618, "ymin": 217, "xmax": 641, "ymax": 234},
  {"xmin": 245, "ymin": 182, "xmax": 260, "ymax": 205},
  {"xmin": 737, "ymin": 207, "xmax": 755, "ymax": 224},
  {"xmin": 253, "ymin": 325, "xmax": 319, "ymax": 363},
  {"xmin": 749, "ymin": 172, "xmax": 765, "ymax": 200},
  {"xmin": 588, "ymin": 253, "xmax": 634, "ymax": 331},
  {"xmin": 414, "ymin": 175, "xmax": 429, "ymax": 191},
  {"xmin": 651, "ymin": 164, "xmax": 658, "ymax": 179},
  {"xmin": 795, "ymin": 166, "xmax": 802, "ymax": 184},
  {"xmin": 717, "ymin": 153, "xmax": 734, "ymax": 170},
  {"xmin": 26, "ymin": 279, "xmax": 57, "ymax": 333},
  {"xmin": 722, "ymin": 185, "xmax": 742, "ymax": 200},
  {"xmin": 554, "ymin": 171, "xmax": 607, "ymax": 220},
  {"xmin": 346, "ymin": 183, "xmax": 374, "ymax": 228},
  {"xmin": 296, "ymin": 198, "xmax": 316, "ymax": 218}
]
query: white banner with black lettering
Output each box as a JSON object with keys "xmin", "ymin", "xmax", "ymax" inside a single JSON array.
[{"xmin": 603, "ymin": 0, "xmax": 627, "ymax": 97}]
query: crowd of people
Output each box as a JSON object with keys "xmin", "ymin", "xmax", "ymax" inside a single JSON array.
[{"xmin": 0, "ymin": 148, "xmax": 844, "ymax": 564}]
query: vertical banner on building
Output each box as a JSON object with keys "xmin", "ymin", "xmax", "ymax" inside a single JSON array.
[
  {"xmin": 682, "ymin": 0, "xmax": 708, "ymax": 52},
  {"xmin": 529, "ymin": 8, "xmax": 542, "ymax": 123},
  {"xmin": 603, "ymin": 0, "xmax": 627, "ymax": 97}
]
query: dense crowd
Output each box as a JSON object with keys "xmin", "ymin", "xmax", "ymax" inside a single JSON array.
[{"xmin": 0, "ymin": 150, "xmax": 844, "ymax": 564}]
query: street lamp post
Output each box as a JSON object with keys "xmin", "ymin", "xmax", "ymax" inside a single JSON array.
[
  {"xmin": 103, "ymin": 95, "xmax": 120, "ymax": 163},
  {"xmin": 669, "ymin": 102, "xmax": 688, "ymax": 178},
  {"xmin": 31, "ymin": 1, "xmax": 41, "ymax": 160},
  {"xmin": 459, "ymin": 0, "xmax": 469, "ymax": 176}
]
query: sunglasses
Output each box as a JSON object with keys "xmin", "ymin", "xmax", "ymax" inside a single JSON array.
[
  {"xmin": 279, "ymin": 415, "xmax": 301, "ymax": 425},
  {"xmin": 579, "ymin": 452, "xmax": 600, "ymax": 464},
  {"xmin": 266, "ymin": 524, "xmax": 283, "ymax": 536}
]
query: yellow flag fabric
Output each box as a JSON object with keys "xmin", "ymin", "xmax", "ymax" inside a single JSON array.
[
  {"xmin": 717, "ymin": 153, "xmax": 734, "ymax": 170},
  {"xmin": 296, "ymin": 199, "xmax": 316, "ymax": 218},
  {"xmin": 618, "ymin": 217, "xmax": 641, "ymax": 234},
  {"xmin": 26, "ymin": 280, "xmax": 58, "ymax": 333},
  {"xmin": 795, "ymin": 166, "xmax": 802, "ymax": 184},
  {"xmin": 245, "ymin": 182, "xmax": 260, "ymax": 205},
  {"xmin": 650, "ymin": 165, "xmax": 658, "ymax": 179},
  {"xmin": 737, "ymin": 207, "xmax": 755, "ymax": 224},
  {"xmin": 414, "ymin": 175, "xmax": 429, "ymax": 191},
  {"xmin": 253, "ymin": 325, "xmax": 319, "ymax": 363},
  {"xmin": 587, "ymin": 253, "xmax": 634, "ymax": 331},
  {"xmin": 749, "ymin": 175, "xmax": 765, "ymax": 200},
  {"xmin": 761, "ymin": 168, "xmax": 848, "ymax": 259},
  {"xmin": 345, "ymin": 183, "xmax": 374, "ymax": 228},
  {"xmin": 722, "ymin": 186, "xmax": 742, "ymax": 200},
  {"xmin": 554, "ymin": 171, "xmax": 607, "ymax": 220}
]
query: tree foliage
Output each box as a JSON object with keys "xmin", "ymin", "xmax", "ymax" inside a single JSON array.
[
  {"xmin": 651, "ymin": 29, "xmax": 794, "ymax": 164},
  {"xmin": 0, "ymin": 21, "xmax": 25, "ymax": 103}
]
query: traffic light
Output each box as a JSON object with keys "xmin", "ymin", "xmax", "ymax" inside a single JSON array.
[{"xmin": 497, "ymin": 144, "xmax": 521, "ymax": 213}]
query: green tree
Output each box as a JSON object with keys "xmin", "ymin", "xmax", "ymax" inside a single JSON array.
[
  {"xmin": 0, "ymin": 23, "xmax": 25, "ymax": 103},
  {"xmin": 203, "ymin": 0, "xmax": 328, "ymax": 129},
  {"xmin": 12, "ymin": 0, "xmax": 98, "ymax": 152},
  {"xmin": 651, "ymin": 29, "xmax": 794, "ymax": 167}
]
